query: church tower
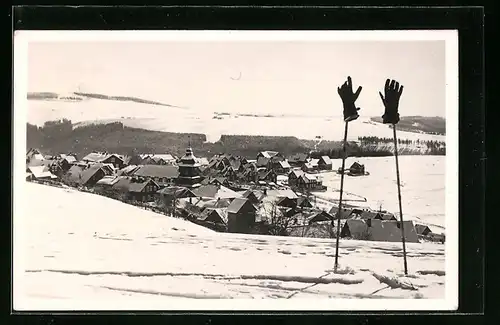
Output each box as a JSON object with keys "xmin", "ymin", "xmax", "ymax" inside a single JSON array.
[{"xmin": 176, "ymin": 140, "xmax": 202, "ymax": 189}]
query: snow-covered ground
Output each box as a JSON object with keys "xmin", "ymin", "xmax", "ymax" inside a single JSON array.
[
  {"xmin": 27, "ymin": 97, "xmax": 445, "ymax": 143},
  {"xmin": 312, "ymin": 156, "xmax": 445, "ymax": 233},
  {"xmin": 14, "ymin": 182, "xmax": 446, "ymax": 310}
]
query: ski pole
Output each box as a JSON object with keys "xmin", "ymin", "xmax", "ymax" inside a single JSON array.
[
  {"xmin": 392, "ymin": 124, "xmax": 408, "ymax": 275},
  {"xmin": 334, "ymin": 121, "xmax": 349, "ymax": 271}
]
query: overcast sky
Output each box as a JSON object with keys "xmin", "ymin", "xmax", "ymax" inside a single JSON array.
[{"xmin": 28, "ymin": 40, "xmax": 446, "ymax": 117}]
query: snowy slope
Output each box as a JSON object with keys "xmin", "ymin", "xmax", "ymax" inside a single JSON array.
[
  {"xmin": 27, "ymin": 96, "xmax": 446, "ymax": 143},
  {"xmin": 15, "ymin": 182, "xmax": 446, "ymax": 310}
]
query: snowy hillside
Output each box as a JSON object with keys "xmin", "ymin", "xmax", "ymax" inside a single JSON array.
[
  {"xmin": 27, "ymin": 95, "xmax": 446, "ymax": 143},
  {"xmin": 15, "ymin": 182, "xmax": 446, "ymax": 310}
]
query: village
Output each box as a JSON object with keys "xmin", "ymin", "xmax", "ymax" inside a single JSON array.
[{"xmin": 25, "ymin": 145, "xmax": 445, "ymax": 244}]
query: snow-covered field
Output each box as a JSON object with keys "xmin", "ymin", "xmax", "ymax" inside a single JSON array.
[
  {"xmin": 312, "ymin": 156, "xmax": 445, "ymax": 233},
  {"xmin": 14, "ymin": 182, "xmax": 446, "ymax": 310},
  {"xmin": 27, "ymin": 97, "xmax": 446, "ymax": 143}
]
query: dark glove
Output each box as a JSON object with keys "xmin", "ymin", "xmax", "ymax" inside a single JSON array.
[
  {"xmin": 337, "ymin": 76, "xmax": 362, "ymax": 122},
  {"xmin": 379, "ymin": 79, "xmax": 404, "ymax": 124}
]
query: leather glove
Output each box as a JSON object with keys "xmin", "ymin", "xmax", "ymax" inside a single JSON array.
[
  {"xmin": 379, "ymin": 79, "xmax": 404, "ymax": 124},
  {"xmin": 337, "ymin": 76, "xmax": 362, "ymax": 122}
]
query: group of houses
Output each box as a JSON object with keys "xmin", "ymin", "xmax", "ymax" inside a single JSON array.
[{"xmin": 25, "ymin": 146, "xmax": 443, "ymax": 243}]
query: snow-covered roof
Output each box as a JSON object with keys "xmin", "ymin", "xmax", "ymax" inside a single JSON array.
[{"xmin": 27, "ymin": 166, "xmax": 57, "ymax": 179}]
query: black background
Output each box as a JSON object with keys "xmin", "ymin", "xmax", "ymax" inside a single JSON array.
[{"xmin": 8, "ymin": 5, "xmax": 486, "ymax": 325}]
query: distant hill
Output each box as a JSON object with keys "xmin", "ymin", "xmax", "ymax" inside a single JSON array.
[
  {"xmin": 27, "ymin": 91, "xmax": 184, "ymax": 108},
  {"xmin": 370, "ymin": 116, "xmax": 446, "ymax": 136}
]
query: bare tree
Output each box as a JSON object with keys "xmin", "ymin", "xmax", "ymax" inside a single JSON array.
[{"xmin": 262, "ymin": 200, "xmax": 295, "ymax": 236}]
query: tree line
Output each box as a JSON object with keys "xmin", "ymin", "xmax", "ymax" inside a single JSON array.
[{"xmin": 27, "ymin": 119, "xmax": 446, "ymax": 160}]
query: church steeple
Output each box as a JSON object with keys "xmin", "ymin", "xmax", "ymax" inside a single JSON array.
[{"xmin": 176, "ymin": 140, "xmax": 202, "ymax": 188}]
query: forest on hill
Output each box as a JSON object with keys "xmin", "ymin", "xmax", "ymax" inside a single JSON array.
[{"xmin": 27, "ymin": 119, "xmax": 446, "ymax": 160}]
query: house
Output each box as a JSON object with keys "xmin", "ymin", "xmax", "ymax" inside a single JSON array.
[
  {"xmin": 26, "ymin": 148, "xmax": 45, "ymax": 164},
  {"xmin": 341, "ymin": 219, "xmax": 419, "ymax": 243},
  {"xmin": 274, "ymin": 160, "xmax": 292, "ymax": 174},
  {"xmin": 308, "ymin": 211, "xmax": 334, "ymax": 224},
  {"xmin": 348, "ymin": 162, "xmax": 366, "ymax": 176},
  {"xmin": 157, "ymin": 186, "xmax": 197, "ymax": 207},
  {"xmin": 301, "ymin": 159, "xmax": 319, "ymax": 172},
  {"xmin": 64, "ymin": 163, "xmax": 113, "ymax": 187},
  {"xmin": 318, "ymin": 156, "xmax": 333, "ymax": 170},
  {"xmin": 112, "ymin": 177, "xmax": 160, "ymax": 202},
  {"xmin": 222, "ymin": 167, "xmax": 238, "ymax": 181},
  {"xmin": 288, "ymin": 153, "xmax": 309, "ymax": 167},
  {"xmin": 374, "ymin": 212, "xmax": 398, "ymax": 221},
  {"xmin": 192, "ymin": 184, "xmax": 242, "ymax": 200},
  {"xmin": 266, "ymin": 189, "xmax": 299, "ymax": 200},
  {"xmin": 276, "ymin": 196, "xmax": 297, "ymax": 209},
  {"xmin": 288, "ymin": 170, "xmax": 304, "ymax": 187},
  {"xmin": 328, "ymin": 206, "xmax": 355, "ymax": 219},
  {"xmin": 198, "ymin": 208, "xmax": 228, "ymax": 225},
  {"xmin": 81, "ymin": 152, "xmax": 126, "ymax": 169},
  {"xmin": 297, "ymin": 197, "xmax": 313, "ymax": 209},
  {"xmin": 208, "ymin": 177, "xmax": 230, "ymax": 186},
  {"xmin": 256, "ymin": 151, "xmax": 283, "ymax": 167},
  {"xmin": 258, "ymin": 170, "xmax": 278, "ymax": 183},
  {"xmin": 227, "ymin": 198, "xmax": 258, "ymax": 233},
  {"xmin": 57, "ymin": 154, "xmax": 77, "ymax": 171},
  {"xmin": 80, "ymin": 164, "xmax": 114, "ymax": 187},
  {"xmin": 26, "ymin": 166, "xmax": 57, "ymax": 180},
  {"xmin": 82, "ymin": 152, "xmax": 109, "ymax": 163},
  {"xmin": 241, "ymin": 189, "xmax": 265, "ymax": 205},
  {"xmin": 118, "ymin": 165, "xmax": 141, "ymax": 176},
  {"xmin": 296, "ymin": 173, "xmax": 324, "ymax": 191},
  {"xmin": 131, "ymin": 165, "xmax": 180, "ymax": 186},
  {"xmin": 95, "ymin": 176, "xmax": 122, "ymax": 194},
  {"xmin": 341, "ymin": 219, "xmax": 369, "ymax": 239},
  {"xmin": 415, "ymin": 224, "xmax": 432, "ymax": 236},
  {"xmin": 198, "ymin": 198, "xmax": 232, "ymax": 210},
  {"xmin": 196, "ymin": 157, "xmax": 210, "ymax": 167},
  {"xmin": 139, "ymin": 154, "xmax": 177, "ymax": 165},
  {"xmin": 100, "ymin": 154, "xmax": 126, "ymax": 169}
]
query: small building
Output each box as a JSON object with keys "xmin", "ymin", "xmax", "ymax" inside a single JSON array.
[
  {"xmin": 26, "ymin": 148, "xmax": 45, "ymax": 164},
  {"xmin": 242, "ymin": 189, "xmax": 264, "ymax": 205},
  {"xmin": 276, "ymin": 196, "xmax": 297, "ymax": 209},
  {"xmin": 274, "ymin": 160, "xmax": 292, "ymax": 174},
  {"xmin": 208, "ymin": 177, "xmax": 230, "ymax": 187},
  {"xmin": 296, "ymin": 173, "xmax": 323, "ymax": 190},
  {"xmin": 26, "ymin": 166, "xmax": 57, "ymax": 181},
  {"xmin": 157, "ymin": 186, "xmax": 197, "ymax": 206},
  {"xmin": 227, "ymin": 198, "xmax": 257, "ymax": 233},
  {"xmin": 374, "ymin": 213, "xmax": 398, "ymax": 221},
  {"xmin": 301, "ymin": 158, "xmax": 320, "ymax": 172},
  {"xmin": 415, "ymin": 224, "xmax": 432, "ymax": 236},
  {"xmin": 318, "ymin": 156, "xmax": 333, "ymax": 170},
  {"xmin": 112, "ymin": 177, "xmax": 160, "ymax": 202},
  {"xmin": 328, "ymin": 206, "xmax": 355, "ymax": 219},
  {"xmin": 297, "ymin": 197, "xmax": 313, "ymax": 209},
  {"xmin": 256, "ymin": 151, "xmax": 284, "ymax": 167},
  {"xmin": 132, "ymin": 165, "xmax": 180, "ymax": 186},
  {"xmin": 100, "ymin": 154, "xmax": 126, "ymax": 169},
  {"xmin": 192, "ymin": 184, "xmax": 242, "ymax": 200},
  {"xmin": 199, "ymin": 208, "xmax": 228, "ymax": 225},
  {"xmin": 288, "ymin": 153, "xmax": 309, "ymax": 167},
  {"xmin": 348, "ymin": 162, "xmax": 366, "ymax": 176},
  {"xmin": 341, "ymin": 219, "xmax": 419, "ymax": 243},
  {"xmin": 308, "ymin": 211, "xmax": 334, "ymax": 224},
  {"xmin": 288, "ymin": 169, "xmax": 304, "ymax": 187},
  {"xmin": 258, "ymin": 170, "xmax": 278, "ymax": 183}
]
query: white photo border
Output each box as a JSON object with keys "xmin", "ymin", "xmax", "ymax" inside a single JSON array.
[{"xmin": 13, "ymin": 30, "xmax": 459, "ymax": 311}]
